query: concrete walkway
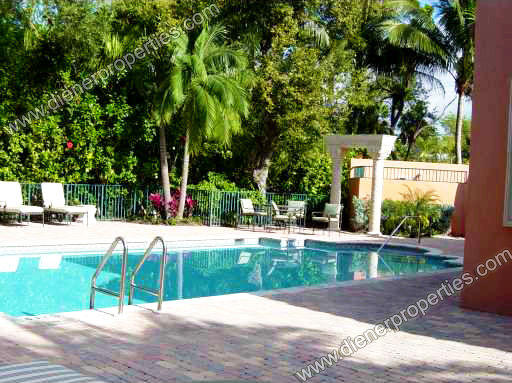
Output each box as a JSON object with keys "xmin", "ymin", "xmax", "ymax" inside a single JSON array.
[
  {"xmin": 0, "ymin": 271, "xmax": 510, "ymax": 383},
  {"xmin": 0, "ymin": 222, "xmax": 465, "ymax": 259}
]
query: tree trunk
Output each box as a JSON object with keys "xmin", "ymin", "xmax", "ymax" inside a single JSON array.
[
  {"xmin": 253, "ymin": 154, "xmax": 272, "ymax": 194},
  {"xmin": 405, "ymin": 141, "xmax": 412, "ymax": 161},
  {"xmin": 455, "ymin": 93, "xmax": 465, "ymax": 164},
  {"xmin": 390, "ymin": 97, "xmax": 405, "ymax": 131},
  {"xmin": 177, "ymin": 129, "xmax": 190, "ymax": 219},
  {"xmin": 159, "ymin": 122, "xmax": 171, "ymax": 219}
]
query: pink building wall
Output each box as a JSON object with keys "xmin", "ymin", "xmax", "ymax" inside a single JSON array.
[{"xmin": 461, "ymin": 0, "xmax": 512, "ymax": 316}]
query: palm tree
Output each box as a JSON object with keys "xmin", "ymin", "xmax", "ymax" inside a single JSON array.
[
  {"xmin": 380, "ymin": 0, "xmax": 475, "ymax": 164},
  {"xmin": 158, "ymin": 24, "xmax": 250, "ymax": 219},
  {"xmin": 372, "ymin": 0, "xmax": 448, "ymax": 131},
  {"xmin": 438, "ymin": 0, "xmax": 476, "ymax": 164}
]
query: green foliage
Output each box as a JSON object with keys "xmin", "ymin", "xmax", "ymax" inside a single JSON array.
[
  {"xmin": 351, "ymin": 196, "xmax": 370, "ymax": 232},
  {"xmin": 352, "ymin": 187, "xmax": 453, "ymax": 237},
  {"xmin": 0, "ymin": 0, "xmax": 472, "ymax": 205},
  {"xmin": 194, "ymin": 172, "xmax": 238, "ymax": 191},
  {"xmin": 381, "ymin": 200, "xmax": 453, "ymax": 237},
  {"xmin": 440, "ymin": 113, "xmax": 472, "ymax": 163}
]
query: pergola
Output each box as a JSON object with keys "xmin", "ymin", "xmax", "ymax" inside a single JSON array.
[{"xmin": 324, "ymin": 135, "xmax": 397, "ymax": 235}]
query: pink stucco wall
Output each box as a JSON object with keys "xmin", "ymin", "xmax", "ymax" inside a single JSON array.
[{"xmin": 461, "ymin": 0, "xmax": 512, "ymax": 316}]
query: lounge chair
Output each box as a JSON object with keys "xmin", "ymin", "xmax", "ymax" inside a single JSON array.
[
  {"xmin": 41, "ymin": 183, "xmax": 89, "ymax": 225},
  {"xmin": 312, "ymin": 203, "xmax": 343, "ymax": 236},
  {"xmin": 0, "ymin": 181, "xmax": 44, "ymax": 225},
  {"xmin": 239, "ymin": 198, "xmax": 268, "ymax": 230}
]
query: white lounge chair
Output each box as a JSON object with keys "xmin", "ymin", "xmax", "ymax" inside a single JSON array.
[
  {"xmin": 0, "ymin": 181, "xmax": 44, "ymax": 225},
  {"xmin": 41, "ymin": 183, "xmax": 89, "ymax": 225}
]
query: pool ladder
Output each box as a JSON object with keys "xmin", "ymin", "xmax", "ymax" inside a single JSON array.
[
  {"xmin": 89, "ymin": 236, "xmax": 167, "ymax": 315},
  {"xmin": 90, "ymin": 237, "xmax": 128, "ymax": 315},
  {"xmin": 128, "ymin": 236, "xmax": 167, "ymax": 311},
  {"xmin": 376, "ymin": 216, "xmax": 422, "ymax": 275}
]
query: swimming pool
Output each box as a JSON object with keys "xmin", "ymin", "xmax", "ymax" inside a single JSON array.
[{"xmin": 0, "ymin": 239, "xmax": 459, "ymax": 317}]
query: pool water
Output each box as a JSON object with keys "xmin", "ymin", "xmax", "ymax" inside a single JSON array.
[{"xmin": 0, "ymin": 244, "xmax": 458, "ymax": 317}]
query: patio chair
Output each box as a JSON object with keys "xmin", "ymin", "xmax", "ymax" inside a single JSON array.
[
  {"xmin": 287, "ymin": 200, "xmax": 306, "ymax": 230},
  {"xmin": 271, "ymin": 201, "xmax": 294, "ymax": 230},
  {"xmin": 312, "ymin": 203, "xmax": 343, "ymax": 236},
  {"xmin": 41, "ymin": 183, "xmax": 89, "ymax": 225},
  {"xmin": 239, "ymin": 198, "xmax": 268, "ymax": 230},
  {"xmin": 0, "ymin": 181, "xmax": 44, "ymax": 225}
]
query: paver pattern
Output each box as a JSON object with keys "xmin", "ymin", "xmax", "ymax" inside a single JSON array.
[{"xmin": 0, "ymin": 271, "xmax": 510, "ymax": 383}]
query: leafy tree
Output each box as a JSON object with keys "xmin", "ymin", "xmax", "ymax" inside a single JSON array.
[
  {"xmin": 218, "ymin": 0, "xmax": 332, "ymax": 193},
  {"xmin": 397, "ymin": 99, "xmax": 436, "ymax": 160},
  {"xmin": 440, "ymin": 113, "xmax": 471, "ymax": 163},
  {"xmin": 157, "ymin": 24, "xmax": 249, "ymax": 218}
]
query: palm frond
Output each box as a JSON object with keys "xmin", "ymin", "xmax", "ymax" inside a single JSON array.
[{"xmin": 302, "ymin": 21, "xmax": 330, "ymax": 49}]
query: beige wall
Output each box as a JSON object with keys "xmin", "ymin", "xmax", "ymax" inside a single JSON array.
[
  {"xmin": 349, "ymin": 159, "xmax": 468, "ymax": 206},
  {"xmin": 350, "ymin": 178, "xmax": 460, "ymax": 206},
  {"xmin": 351, "ymin": 158, "xmax": 470, "ymax": 172}
]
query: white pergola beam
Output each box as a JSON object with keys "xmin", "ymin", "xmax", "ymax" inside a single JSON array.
[{"xmin": 324, "ymin": 134, "xmax": 397, "ymax": 235}]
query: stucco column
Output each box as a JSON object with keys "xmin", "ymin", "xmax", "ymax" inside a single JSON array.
[
  {"xmin": 327, "ymin": 146, "xmax": 347, "ymax": 230},
  {"xmin": 368, "ymin": 152, "xmax": 386, "ymax": 235},
  {"xmin": 328, "ymin": 147, "xmax": 344, "ymax": 205},
  {"xmin": 367, "ymin": 137, "xmax": 396, "ymax": 235}
]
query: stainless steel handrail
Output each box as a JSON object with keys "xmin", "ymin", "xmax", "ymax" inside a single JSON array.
[
  {"xmin": 128, "ymin": 236, "xmax": 167, "ymax": 311},
  {"xmin": 376, "ymin": 216, "xmax": 422, "ymax": 275},
  {"xmin": 90, "ymin": 237, "xmax": 128, "ymax": 315}
]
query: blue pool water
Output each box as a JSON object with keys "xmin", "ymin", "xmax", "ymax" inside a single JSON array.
[{"xmin": 0, "ymin": 242, "xmax": 458, "ymax": 317}]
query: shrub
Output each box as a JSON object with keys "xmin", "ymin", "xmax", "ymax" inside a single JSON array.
[
  {"xmin": 351, "ymin": 188, "xmax": 454, "ymax": 237},
  {"xmin": 149, "ymin": 189, "xmax": 196, "ymax": 219},
  {"xmin": 381, "ymin": 200, "xmax": 453, "ymax": 237},
  {"xmin": 351, "ymin": 196, "xmax": 370, "ymax": 232}
]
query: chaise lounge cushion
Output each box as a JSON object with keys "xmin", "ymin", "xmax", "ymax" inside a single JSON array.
[
  {"xmin": 2, "ymin": 205, "xmax": 44, "ymax": 214},
  {"xmin": 0, "ymin": 181, "xmax": 43, "ymax": 215},
  {"xmin": 41, "ymin": 183, "xmax": 88, "ymax": 215},
  {"xmin": 0, "ymin": 361, "xmax": 105, "ymax": 383}
]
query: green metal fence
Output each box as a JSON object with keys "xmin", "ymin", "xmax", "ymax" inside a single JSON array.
[{"xmin": 20, "ymin": 183, "xmax": 327, "ymax": 227}]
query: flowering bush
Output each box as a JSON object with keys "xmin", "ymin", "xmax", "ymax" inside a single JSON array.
[{"xmin": 149, "ymin": 190, "xmax": 196, "ymax": 219}]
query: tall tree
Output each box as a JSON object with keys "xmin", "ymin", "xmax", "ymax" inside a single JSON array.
[
  {"xmin": 370, "ymin": 0, "xmax": 447, "ymax": 131},
  {"xmin": 438, "ymin": 0, "xmax": 475, "ymax": 164},
  {"xmin": 218, "ymin": 0, "xmax": 331, "ymax": 193},
  {"xmin": 157, "ymin": 24, "xmax": 249, "ymax": 219}
]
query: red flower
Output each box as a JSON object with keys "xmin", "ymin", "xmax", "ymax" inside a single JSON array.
[{"xmin": 66, "ymin": 141, "xmax": 74, "ymax": 149}]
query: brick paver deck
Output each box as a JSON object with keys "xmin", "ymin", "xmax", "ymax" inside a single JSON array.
[{"xmin": 0, "ymin": 271, "xmax": 510, "ymax": 383}]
